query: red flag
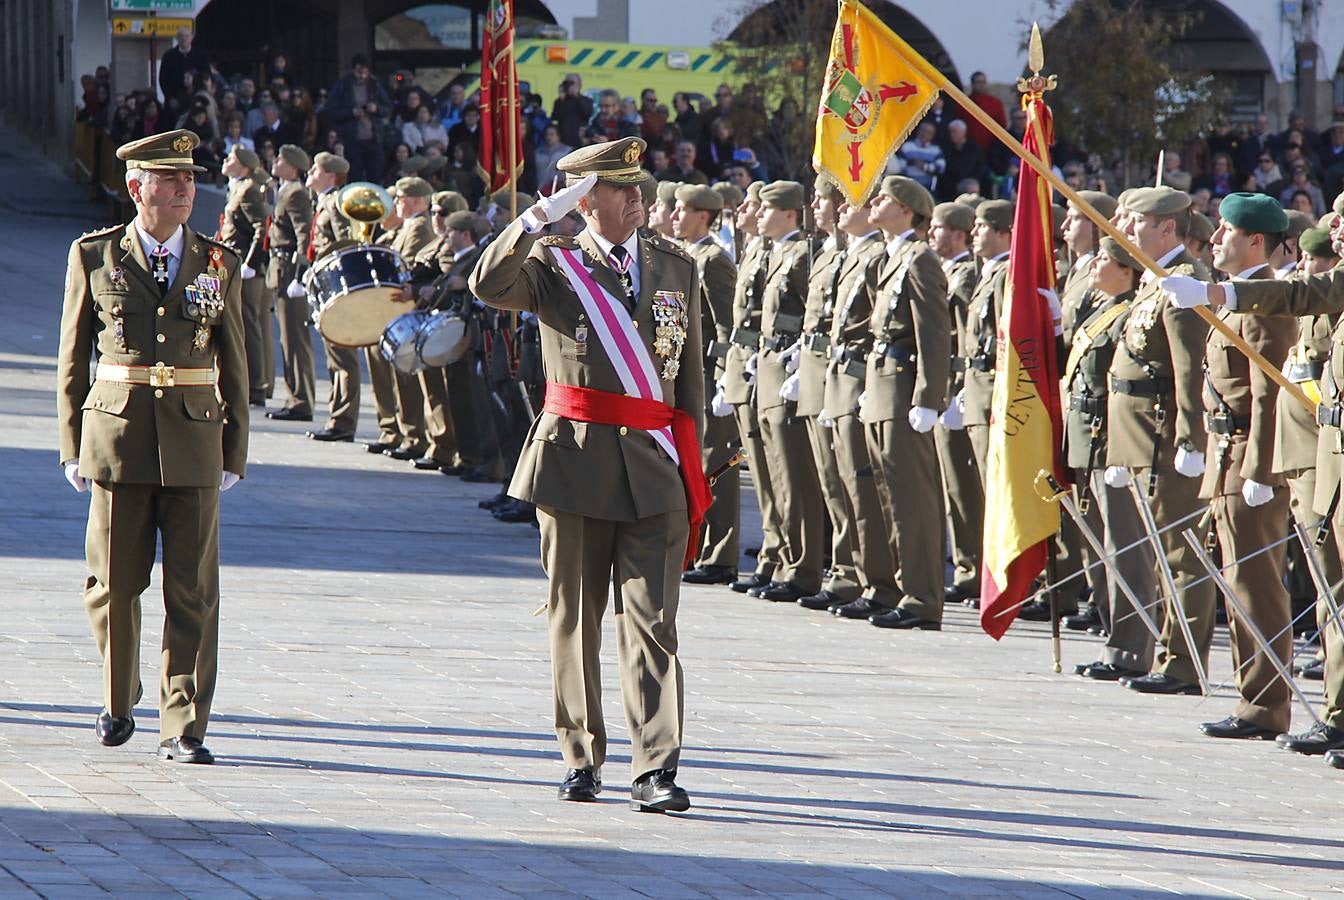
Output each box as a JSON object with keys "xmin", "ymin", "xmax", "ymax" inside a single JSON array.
[
  {"xmin": 478, "ymin": 0, "xmax": 522, "ymax": 193},
  {"xmin": 979, "ymin": 93, "xmax": 1065, "ymax": 639}
]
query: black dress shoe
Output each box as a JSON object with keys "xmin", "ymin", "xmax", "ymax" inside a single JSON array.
[
  {"xmin": 1063, "ymin": 606, "xmax": 1102, "ymax": 632},
  {"xmin": 365, "ymin": 439, "xmax": 397, "ymax": 454},
  {"xmin": 1017, "ymin": 599, "xmax": 1052, "ymax": 622},
  {"xmin": 1079, "ymin": 662, "xmax": 1145, "ymax": 682},
  {"xmin": 557, "ymin": 767, "xmax": 601, "ymax": 802},
  {"xmin": 249, "ymin": 397, "xmax": 266, "ymax": 408},
  {"xmin": 799, "ymin": 589, "xmax": 845, "ymax": 610},
  {"xmin": 412, "ymin": 457, "xmax": 442, "ymax": 470},
  {"xmin": 479, "ymin": 491, "xmax": 510, "ymax": 510},
  {"xmin": 493, "ymin": 501, "xmax": 537, "ymax": 523},
  {"xmin": 1074, "ymin": 660, "xmax": 1099, "ymax": 676},
  {"xmin": 963, "ymin": 596, "xmax": 981, "ymax": 610},
  {"xmin": 1297, "ymin": 659, "xmax": 1326, "ymax": 680},
  {"xmin": 1326, "ymin": 749, "xmax": 1344, "ymax": 769},
  {"xmin": 630, "ymin": 768, "xmax": 690, "ymax": 813},
  {"xmin": 757, "ymin": 581, "xmax": 807, "ymax": 602},
  {"xmin": 834, "ymin": 598, "xmax": 886, "ymax": 619},
  {"xmin": 158, "ymin": 736, "xmax": 214, "ymax": 764},
  {"xmin": 1199, "ymin": 715, "xmax": 1281, "ymax": 740},
  {"xmin": 95, "ymin": 710, "xmax": 134, "ymax": 747},
  {"xmin": 265, "ymin": 407, "xmax": 313, "ymax": 422},
  {"xmin": 731, "ymin": 572, "xmax": 770, "ymax": 594},
  {"xmin": 461, "ymin": 469, "xmax": 498, "ymax": 483},
  {"xmin": 1277, "ymin": 721, "xmax": 1344, "ymax": 755},
  {"xmin": 441, "ymin": 464, "xmax": 468, "ymax": 476},
  {"xmin": 944, "ymin": 585, "xmax": 977, "ymax": 605},
  {"xmin": 307, "ymin": 428, "xmax": 355, "ymax": 442},
  {"xmin": 385, "ymin": 446, "xmax": 420, "ymax": 460},
  {"xmin": 869, "ymin": 607, "xmax": 941, "ymax": 630},
  {"xmin": 682, "ymin": 565, "xmax": 738, "ymax": 585},
  {"xmin": 1121, "ymin": 673, "xmax": 1200, "ymax": 695}
]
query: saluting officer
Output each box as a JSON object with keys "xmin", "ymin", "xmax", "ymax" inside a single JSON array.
[
  {"xmin": 265, "ymin": 144, "xmax": 315, "ymax": 422},
  {"xmin": 218, "ymin": 145, "xmax": 272, "ymax": 407},
  {"xmin": 469, "ymin": 136, "xmax": 704, "ymax": 813},
  {"xmin": 675, "ymin": 184, "xmax": 742, "ymax": 586},
  {"xmin": 305, "ymin": 152, "xmax": 360, "ymax": 442},
  {"xmin": 57, "ymin": 130, "xmax": 249, "ymax": 763},
  {"xmin": 863, "ymin": 175, "xmax": 950, "ymax": 630}
]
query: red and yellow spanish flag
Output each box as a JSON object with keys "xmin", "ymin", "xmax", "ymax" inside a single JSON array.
[
  {"xmin": 478, "ymin": 0, "xmax": 523, "ymax": 193},
  {"xmin": 813, "ymin": 0, "xmax": 939, "ymax": 206},
  {"xmin": 979, "ymin": 94, "xmax": 1065, "ymax": 639}
]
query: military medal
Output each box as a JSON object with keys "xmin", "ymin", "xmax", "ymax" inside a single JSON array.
[
  {"xmin": 574, "ymin": 315, "xmax": 588, "ymax": 357},
  {"xmin": 193, "ymin": 324, "xmax": 210, "ymax": 351},
  {"xmin": 652, "ymin": 290, "xmax": 687, "ymax": 381},
  {"xmin": 109, "ymin": 266, "xmax": 128, "ymax": 290}
]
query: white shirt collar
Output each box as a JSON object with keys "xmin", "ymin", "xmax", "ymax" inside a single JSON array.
[
  {"xmin": 944, "ymin": 250, "xmax": 970, "ymax": 265},
  {"xmin": 133, "ymin": 220, "xmax": 185, "ymax": 262},
  {"xmin": 886, "ymin": 228, "xmax": 915, "ymax": 257},
  {"xmin": 1234, "ymin": 263, "xmax": 1268, "ymax": 280},
  {"xmin": 822, "ymin": 234, "xmax": 837, "ymax": 253},
  {"xmin": 585, "ymin": 226, "xmax": 639, "ymax": 264},
  {"xmin": 1072, "ymin": 251, "xmax": 1094, "ymax": 272},
  {"xmin": 776, "ymin": 229, "xmax": 800, "ymax": 243},
  {"xmin": 453, "ymin": 245, "xmax": 475, "ymax": 262},
  {"xmin": 1155, "ymin": 244, "xmax": 1184, "ymax": 268}
]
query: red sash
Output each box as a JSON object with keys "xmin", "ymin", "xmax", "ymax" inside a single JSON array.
[{"xmin": 543, "ymin": 380, "xmax": 711, "ymax": 569}]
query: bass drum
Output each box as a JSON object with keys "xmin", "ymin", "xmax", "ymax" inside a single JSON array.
[
  {"xmin": 307, "ymin": 245, "xmax": 413, "ymax": 347},
  {"xmin": 380, "ymin": 310, "xmax": 432, "ymax": 374},
  {"xmin": 415, "ymin": 310, "xmax": 470, "ymax": 368}
]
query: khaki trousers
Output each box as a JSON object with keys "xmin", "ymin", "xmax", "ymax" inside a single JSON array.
[
  {"xmin": 84, "ymin": 481, "xmax": 220, "ymax": 740},
  {"xmin": 418, "ymin": 365, "xmax": 458, "ymax": 465},
  {"xmin": 805, "ymin": 415, "xmax": 860, "ymax": 600},
  {"xmin": 364, "ymin": 349, "xmax": 402, "ymax": 445},
  {"xmin": 696, "ymin": 412, "xmax": 740, "ymax": 569},
  {"xmin": 1325, "ymin": 486, "xmax": 1344, "ymax": 729},
  {"xmin": 1297, "ymin": 469, "xmax": 1344, "ymax": 729},
  {"xmin": 1080, "ymin": 469, "xmax": 1159, "ymax": 672},
  {"xmin": 757, "ymin": 407, "xmax": 824, "ymax": 592},
  {"xmin": 866, "ymin": 417, "xmax": 946, "ymax": 621},
  {"xmin": 1141, "ymin": 466, "xmax": 1217, "ymax": 685},
  {"xmin": 391, "ymin": 369, "xmax": 428, "ymax": 454},
  {"xmin": 322, "ymin": 341, "xmax": 361, "ymax": 433},
  {"xmin": 240, "ymin": 275, "xmax": 273, "ymax": 402},
  {"xmin": 732, "ymin": 402, "xmax": 782, "ymax": 578},
  {"xmin": 967, "ymin": 423, "xmax": 991, "ymax": 489},
  {"xmin": 830, "ymin": 413, "xmax": 900, "ymax": 607},
  {"xmin": 537, "ymin": 506, "xmax": 686, "ymax": 779},
  {"xmin": 934, "ymin": 423, "xmax": 983, "ymax": 596},
  {"xmin": 275, "ymin": 291, "xmax": 315, "ymax": 414}
]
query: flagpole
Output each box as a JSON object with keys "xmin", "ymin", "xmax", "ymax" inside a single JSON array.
[
  {"xmin": 887, "ymin": 20, "xmax": 1313, "ymax": 412},
  {"xmin": 506, "ymin": 7, "xmax": 518, "ymax": 222}
]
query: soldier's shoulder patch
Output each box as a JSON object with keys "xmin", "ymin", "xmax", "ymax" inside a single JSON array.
[
  {"xmin": 538, "ymin": 235, "xmax": 577, "ymax": 247},
  {"xmin": 77, "ymin": 224, "xmax": 122, "ymax": 243}
]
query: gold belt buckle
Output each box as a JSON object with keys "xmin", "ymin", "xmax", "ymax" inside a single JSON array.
[{"xmin": 148, "ymin": 362, "xmax": 175, "ymax": 388}]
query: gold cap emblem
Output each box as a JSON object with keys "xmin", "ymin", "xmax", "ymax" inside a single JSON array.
[
  {"xmin": 623, "ymin": 144, "xmax": 640, "ymax": 165},
  {"xmin": 172, "ymin": 135, "xmax": 193, "ymax": 153}
]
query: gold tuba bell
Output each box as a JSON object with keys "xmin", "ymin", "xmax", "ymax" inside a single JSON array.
[{"xmin": 337, "ymin": 181, "xmax": 394, "ymax": 244}]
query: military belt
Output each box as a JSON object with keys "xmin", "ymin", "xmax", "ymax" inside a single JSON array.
[
  {"xmin": 762, "ymin": 332, "xmax": 799, "ymax": 351},
  {"xmin": 966, "ymin": 355, "xmax": 993, "ymax": 373},
  {"xmin": 1203, "ymin": 412, "xmax": 1248, "ymax": 436},
  {"xmin": 729, "ymin": 326, "xmax": 761, "ymax": 350},
  {"xmin": 1288, "ymin": 361, "xmax": 1326, "ymax": 383},
  {"xmin": 1316, "ymin": 405, "xmax": 1342, "ymax": 428},
  {"xmin": 803, "ymin": 332, "xmax": 830, "ymax": 354},
  {"xmin": 1069, "ymin": 394, "xmax": 1105, "ymax": 417},
  {"xmin": 95, "ymin": 362, "xmax": 216, "ymax": 388},
  {"xmin": 1109, "ymin": 376, "xmax": 1174, "ymax": 397},
  {"xmin": 829, "ymin": 345, "xmax": 867, "ymax": 378},
  {"xmin": 874, "ymin": 342, "xmax": 916, "ymax": 364},
  {"xmin": 950, "ymin": 357, "xmax": 968, "ymax": 373},
  {"xmin": 706, "ymin": 340, "xmax": 730, "ymax": 359}
]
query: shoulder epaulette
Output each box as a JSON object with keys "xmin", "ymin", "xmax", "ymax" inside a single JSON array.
[
  {"xmin": 538, "ymin": 235, "xmax": 578, "ymax": 247},
  {"xmin": 199, "ymin": 234, "xmax": 241, "ymax": 259},
  {"xmin": 77, "ymin": 224, "xmax": 122, "ymax": 243},
  {"xmin": 649, "ymin": 235, "xmax": 691, "ymax": 261}
]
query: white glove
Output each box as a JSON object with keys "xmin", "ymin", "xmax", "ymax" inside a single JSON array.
[
  {"xmin": 939, "ymin": 390, "xmax": 966, "ymax": 430},
  {"xmin": 1104, "ymin": 466, "xmax": 1131, "ymax": 489},
  {"xmin": 530, "ymin": 173, "xmax": 598, "ymax": 224},
  {"xmin": 1174, "ymin": 446, "xmax": 1205, "ymax": 478},
  {"xmin": 781, "ymin": 340, "xmax": 802, "ymax": 373},
  {"xmin": 818, "ymin": 412, "xmax": 835, "ymax": 429},
  {"xmin": 710, "ymin": 384, "xmax": 732, "ymax": 417},
  {"xmin": 63, "ymin": 460, "xmax": 88, "ymax": 493},
  {"xmin": 220, "ymin": 471, "xmax": 241, "ymax": 492},
  {"xmin": 908, "ymin": 405, "xmax": 937, "ymax": 433},
  {"xmin": 285, "ymin": 279, "xmax": 306, "ymax": 299},
  {"xmin": 1160, "ymin": 275, "xmax": 1209, "ymax": 309},
  {"xmin": 779, "ymin": 372, "xmax": 801, "ymax": 401},
  {"xmin": 857, "ymin": 391, "xmax": 868, "ymax": 414},
  {"xmin": 744, "ymin": 352, "xmax": 758, "ymax": 385},
  {"xmin": 1241, "ymin": 478, "xmax": 1274, "ymax": 507},
  {"xmin": 240, "ymin": 264, "xmax": 257, "ymax": 280}
]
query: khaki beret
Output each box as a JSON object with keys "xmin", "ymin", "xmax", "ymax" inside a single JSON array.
[
  {"xmin": 1284, "ymin": 208, "xmax": 1315, "ymax": 238},
  {"xmin": 712, "ymin": 182, "xmax": 744, "ymax": 210},
  {"xmin": 1070, "ymin": 189, "xmax": 1117, "ymax": 221},
  {"xmin": 1099, "ymin": 235, "xmax": 1141, "ymax": 271},
  {"xmin": 931, "ymin": 201, "xmax": 974, "ymax": 232},
  {"xmin": 1126, "ymin": 186, "xmax": 1190, "ymax": 217},
  {"xmin": 1299, "ymin": 227, "xmax": 1337, "ymax": 259},
  {"xmin": 278, "ymin": 143, "xmax": 310, "ymax": 172},
  {"xmin": 1116, "ymin": 188, "xmax": 1137, "ymax": 211},
  {"xmin": 117, "ymin": 129, "xmax": 205, "ymax": 172},
  {"xmin": 445, "ymin": 210, "xmax": 478, "ymax": 233},
  {"xmin": 1187, "ymin": 211, "xmax": 1215, "ymax": 244},
  {"xmin": 393, "ymin": 176, "xmax": 433, "ymax": 199},
  {"xmin": 746, "ymin": 181, "xmax": 765, "ymax": 203},
  {"xmin": 656, "ymin": 180, "xmax": 681, "ymax": 206},
  {"xmin": 1162, "ymin": 171, "xmax": 1192, "ymax": 192},
  {"xmin": 490, "ymin": 187, "xmax": 534, "ymax": 211},
  {"xmin": 558, "ymin": 136, "xmax": 649, "ymax": 184},
  {"xmin": 675, "ymin": 183, "xmax": 723, "ymax": 212},
  {"xmin": 401, "ymin": 155, "xmax": 428, "ymax": 175},
  {"xmin": 955, "ymin": 192, "xmax": 986, "ymax": 210},
  {"xmin": 1051, "ymin": 204, "xmax": 1067, "ymax": 241},
  {"xmin": 879, "ymin": 175, "xmax": 934, "ymax": 219},
  {"xmin": 229, "ymin": 145, "xmax": 260, "ymax": 171},
  {"xmin": 759, "ymin": 180, "xmax": 806, "ymax": 211},
  {"xmin": 976, "ymin": 199, "xmax": 1014, "ymax": 232},
  {"xmin": 1218, "ymin": 192, "xmax": 1288, "ymax": 235},
  {"xmin": 1332, "ymin": 193, "xmax": 1344, "ymax": 218},
  {"xmin": 313, "ymin": 151, "xmax": 349, "ymax": 175},
  {"xmin": 432, "ymin": 190, "xmax": 468, "ymax": 213},
  {"xmin": 1320, "ymin": 211, "xmax": 1340, "ymax": 232},
  {"xmin": 814, "ymin": 173, "xmax": 842, "ymax": 201},
  {"xmin": 422, "ymin": 155, "xmax": 447, "ymax": 176}
]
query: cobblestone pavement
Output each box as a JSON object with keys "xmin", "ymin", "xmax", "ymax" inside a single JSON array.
[{"xmin": 1, "ymin": 132, "xmax": 1341, "ymax": 899}]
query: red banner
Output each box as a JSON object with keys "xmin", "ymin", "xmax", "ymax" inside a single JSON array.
[{"xmin": 479, "ymin": 0, "xmax": 522, "ymax": 193}]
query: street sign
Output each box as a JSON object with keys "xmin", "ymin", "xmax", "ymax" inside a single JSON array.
[
  {"xmin": 110, "ymin": 0, "xmax": 194, "ymax": 11},
  {"xmin": 111, "ymin": 16, "xmax": 193, "ymax": 38}
]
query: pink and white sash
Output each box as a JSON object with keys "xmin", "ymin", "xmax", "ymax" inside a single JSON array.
[{"xmin": 548, "ymin": 245, "xmax": 679, "ymax": 463}]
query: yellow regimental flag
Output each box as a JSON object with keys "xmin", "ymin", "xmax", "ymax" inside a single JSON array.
[{"xmin": 813, "ymin": 0, "xmax": 940, "ymax": 206}]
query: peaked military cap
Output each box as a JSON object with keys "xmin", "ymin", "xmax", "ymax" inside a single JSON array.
[
  {"xmin": 1219, "ymin": 192, "xmax": 1288, "ymax": 235},
  {"xmin": 558, "ymin": 136, "xmax": 651, "ymax": 184},
  {"xmin": 116, "ymin": 129, "xmax": 206, "ymax": 172},
  {"xmin": 759, "ymin": 180, "xmax": 806, "ymax": 211},
  {"xmin": 675, "ymin": 183, "xmax": 723, "ymax": 212}
]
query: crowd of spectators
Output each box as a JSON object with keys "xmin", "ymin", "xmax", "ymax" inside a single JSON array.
[{"xmin": 76, "ymin": 30, "xmax": 1344, "ymax": 229}]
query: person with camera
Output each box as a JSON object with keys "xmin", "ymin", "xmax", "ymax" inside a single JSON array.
[
  {"xmin": 550, "ymin": 74, "xmax": 593, "ymax": 149},
  {"xmin": 327, "ymin": 54, "xmax": 392, "ymax": 183}
]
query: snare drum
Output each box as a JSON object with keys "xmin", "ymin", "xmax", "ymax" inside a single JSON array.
[
  {"xmin": 307, "ymin": 245, "xmax": 413, "ymax": 347},
  {"xmin": 415, "ymin": 311, "xmax": 470, "ymax": 368},
  {"xmin": 380, "ymin": 310, "xmax": 432, "ymax": 374}
]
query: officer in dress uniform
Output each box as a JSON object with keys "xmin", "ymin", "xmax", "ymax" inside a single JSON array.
[
  {"xmin": 469, "ymin": 136, "xmax": 703, "ymax": 812},
  {"xmin": 383, "ymin": 177, "xmax": 438, "ymax": 461},
  {"xmin": 675, "ymin": 184, "xmax": 742, "ymax": 585},
  {"xmin": 1105, "ymin": 186, "xmax": 1214, "ymax": 697},
  {"xmin": 862, "ymin": 175, "xmax": 950, "ymax": 630},
  {"xmin": 265, "ymin": 144, "xmax": 315, "ymax": 421},
  {"xmin": 57, "ymin": 130, "xmax": 249, "ymax": 764},
  {"xmin": 753, "ymin": 181, "xmax": 825, "ymax": 602},
  {"xmin": 304, "ymin": 152, "xmax": 361, "ymax": 442},
  {"xmin": 928, "ymin": 201, "xmax": 984, "ymax": 607},
  {"xmin": 218, "ymin": 145, "xmax": 272, "ymax": 407}
]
